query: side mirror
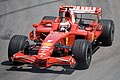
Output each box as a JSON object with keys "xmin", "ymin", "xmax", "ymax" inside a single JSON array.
[
  {"xmin": 33, "ymin": 24, "xmax": 38, "ymax": 28},
  {"xmin": 85, "ymin": 27, "xmax": 93, "ymax": 31}
]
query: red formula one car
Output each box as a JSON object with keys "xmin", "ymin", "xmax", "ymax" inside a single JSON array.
[{"xmin": 8, "ymin": 5, "xmax": 114, "ymax": 69}]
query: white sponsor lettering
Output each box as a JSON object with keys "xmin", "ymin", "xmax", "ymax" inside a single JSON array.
[{"xmin": 47, "ymin": 40, "xmax": 53, "ymax": 42}]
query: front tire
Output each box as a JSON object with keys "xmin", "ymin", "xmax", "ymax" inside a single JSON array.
[
  {"xmin": 8, "ymin": 35, "xmax": 29, "ymax": 64},
  {"xmin": 72, "ymin": 39, "xmax": 92, "ymax": 69}
]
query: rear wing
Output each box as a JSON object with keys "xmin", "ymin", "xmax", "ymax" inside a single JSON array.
[{"xmin": 59, "ymin": 5, "xmax": 102, "ymax": 15}]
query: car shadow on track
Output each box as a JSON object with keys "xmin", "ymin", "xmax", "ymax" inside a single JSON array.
[{"xmin": 1, "ymin": 60, "xmax": 75, "ymax": 75}]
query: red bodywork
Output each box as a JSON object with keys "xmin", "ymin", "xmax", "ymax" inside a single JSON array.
[{"xmin": 12, "ymin": 5, "xmax": 103, "ymax": 68}]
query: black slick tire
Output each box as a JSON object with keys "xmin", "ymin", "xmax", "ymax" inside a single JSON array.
[
  {"xmin": 72, "ymin": 39, "xmax": 92, "ymax": 69},
  {"xmin": 98, "ymin": 19, "xmax": 115, "ymax": 46},
  {"xmin": 8, "ymin": 35, "xmax": 29, "ymax": 64},
  {"xmin": 42, "ymin": 16, "xmax": 56, "ymax": 22}
]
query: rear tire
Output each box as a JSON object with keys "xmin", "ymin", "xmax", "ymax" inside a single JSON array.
[
  {"xmin": 8, "ymin": 35, "xmax": 29, "ymax": 64},
  {"xmin": 42, "ymin": 16, "xmax": 56, "ymax": 22},
  {"xmin": 72, "ymin": 39, "xmax": 92, "ymax": 69},
  {"xmin": 98, "ymin": 19, "xmax": 115, "ymax": 46}
]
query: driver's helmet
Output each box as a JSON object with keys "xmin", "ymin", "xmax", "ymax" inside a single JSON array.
[
  {"xmin": 59, "ymin": 21, "xmax": 70, "ymax": 32},
  {"xmin": 46, "ymin": 23, "xmax": 52, "ymax": 27}
]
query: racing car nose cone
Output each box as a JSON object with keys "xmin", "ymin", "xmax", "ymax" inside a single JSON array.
[{"xmin": 42, "ymin": 42, "xmax": 53, "ymax": 46}]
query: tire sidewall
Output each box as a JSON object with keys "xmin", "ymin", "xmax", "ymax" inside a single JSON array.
[{"xmin": 84, "ymin": 44, "xmax": 92, "ymax": 66}]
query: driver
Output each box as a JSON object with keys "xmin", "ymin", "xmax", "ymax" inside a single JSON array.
[
  {"xmin": 60, "ymin": 21, "xmax": 70, "ymax": 32},
  {"xmin": 59, "ymin": 11, "xmax": 71, "ymax": 32}
]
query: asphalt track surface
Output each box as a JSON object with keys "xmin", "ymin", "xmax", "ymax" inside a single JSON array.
[{"xmin": 0, "ymin": 0, "xmax": 120, "ymax": 80}]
